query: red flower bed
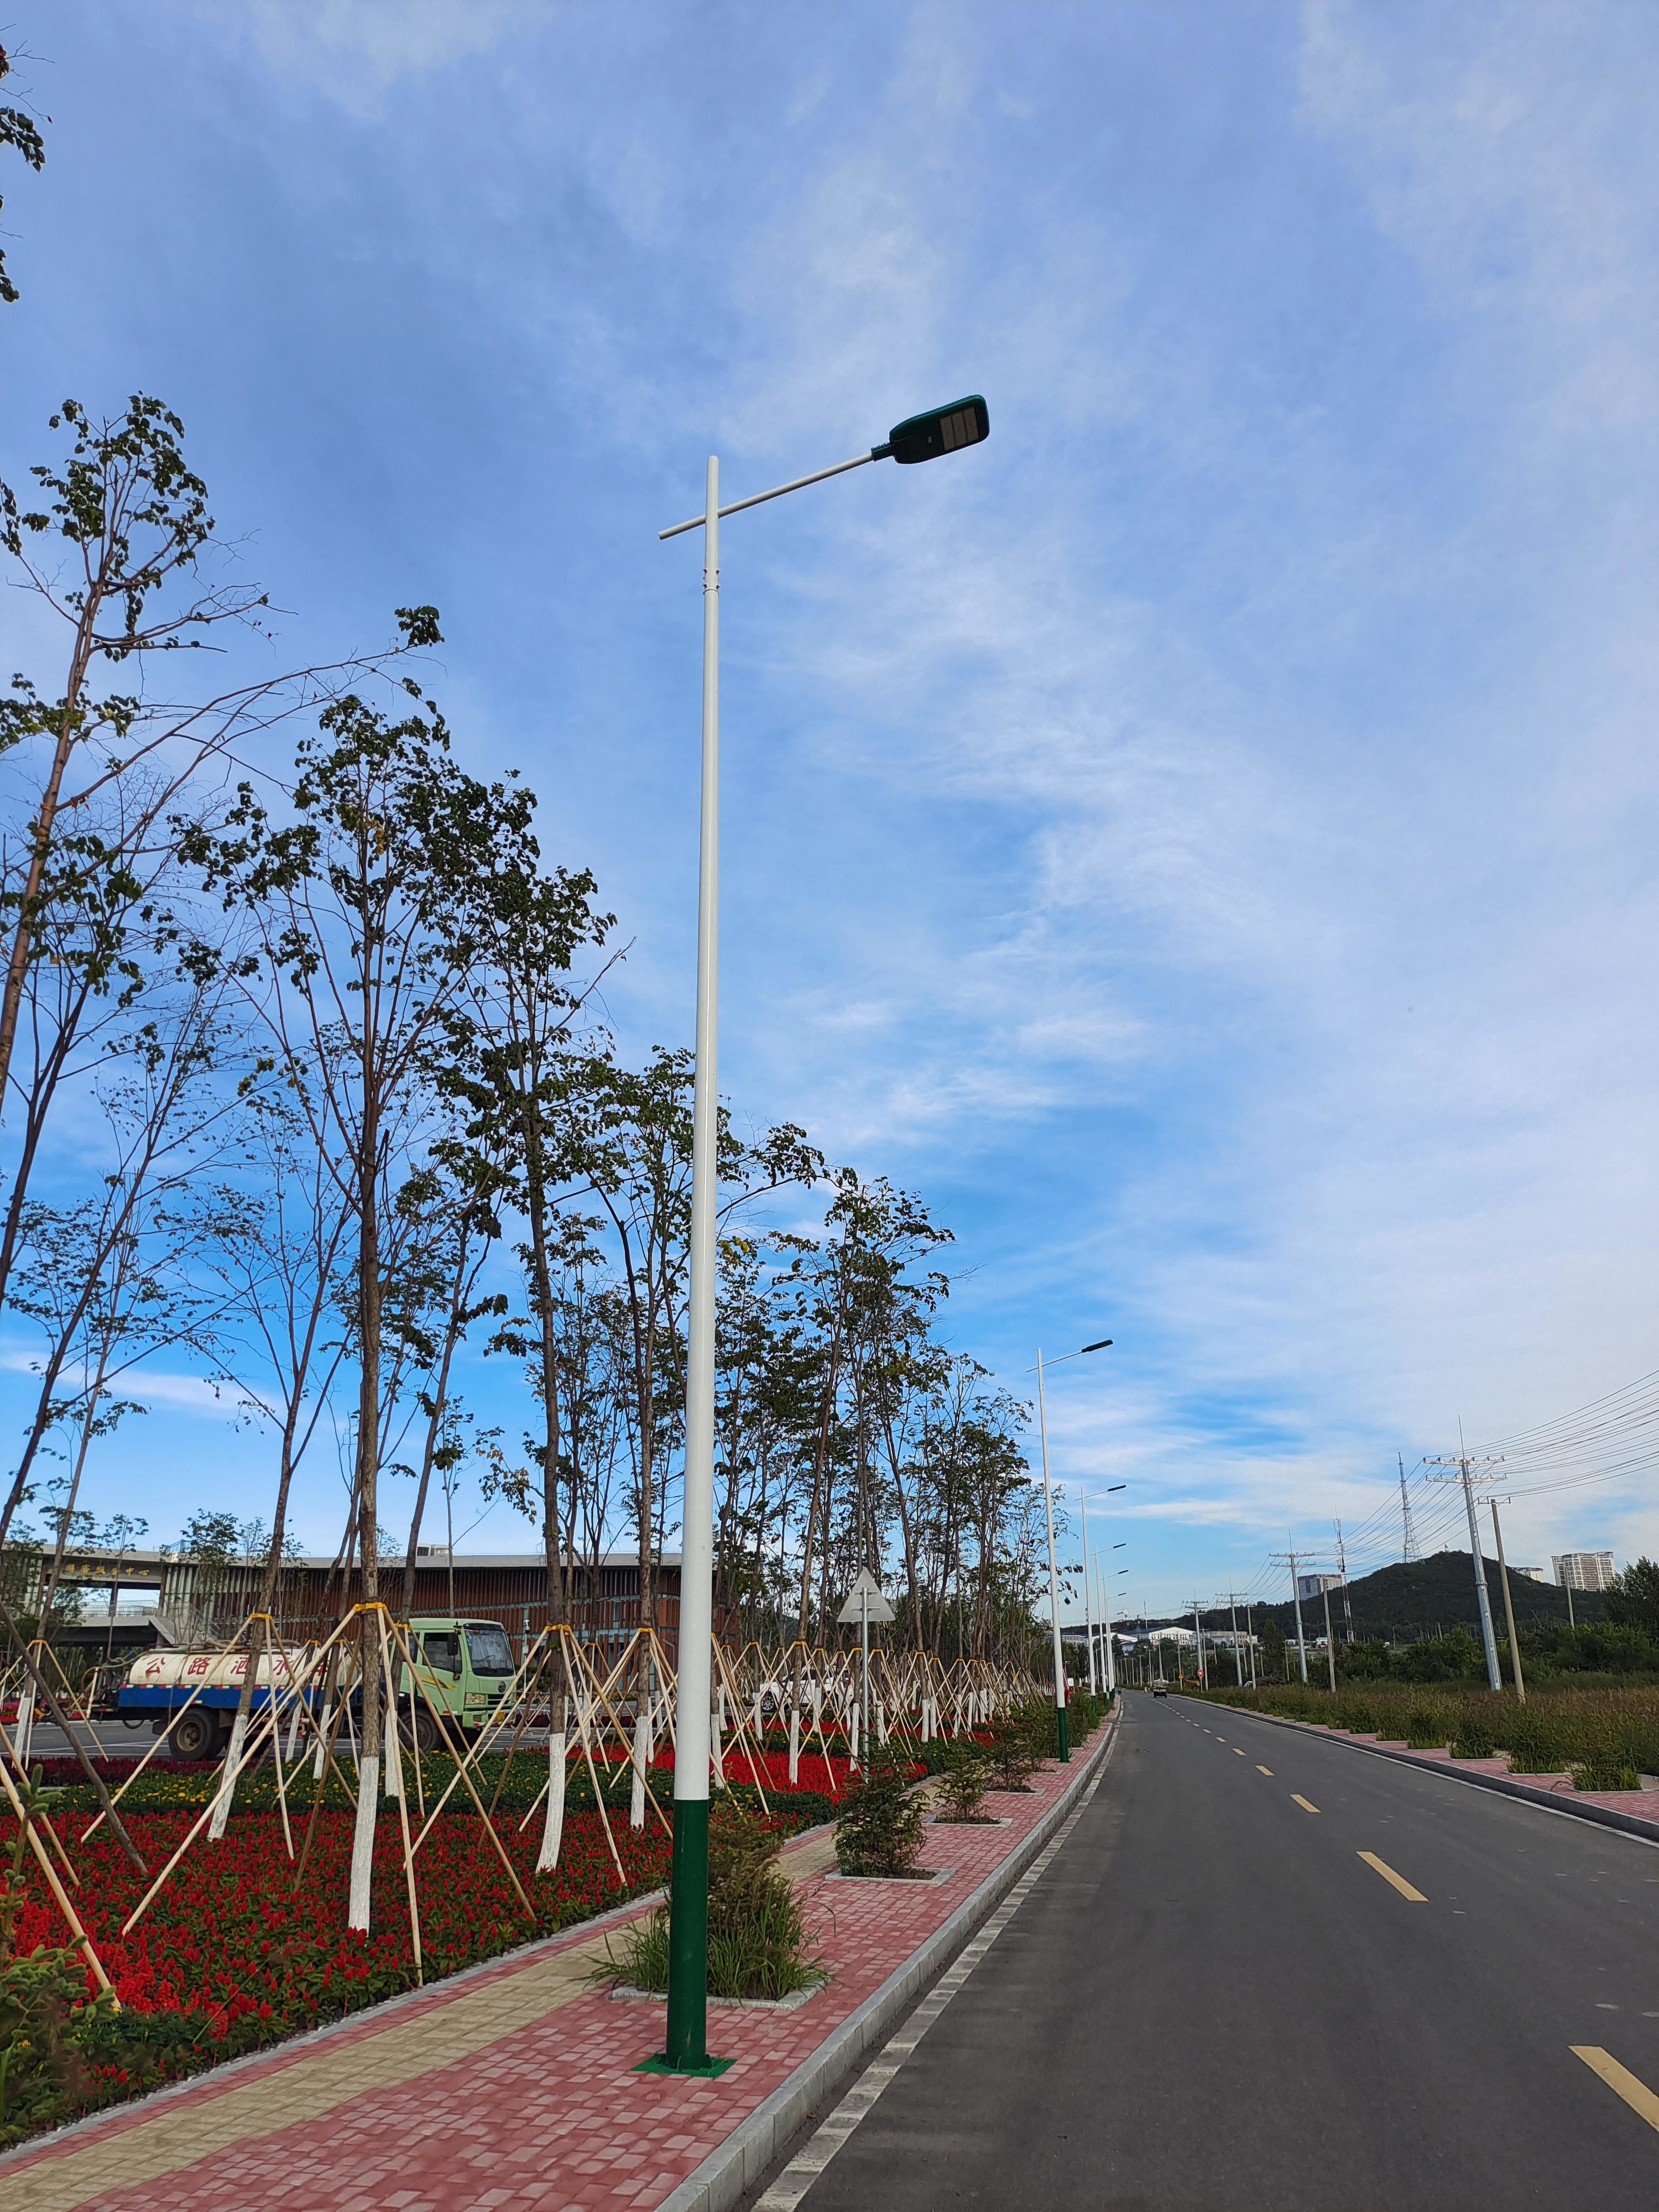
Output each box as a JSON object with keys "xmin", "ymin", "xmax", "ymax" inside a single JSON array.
[{"xmin": 6, "ymin": 1807, "xmax": 669, "ymax": 2036}]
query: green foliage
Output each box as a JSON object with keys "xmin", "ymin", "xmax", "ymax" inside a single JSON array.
[
  {"xmin": 1603, "ymin": 1559, "xmax": 1659, "ymax": 1641},
  {"xmin": 1450, "ymin": 1715, "xmax": 1496, "ymax": 1759},
  {"xmin": 0, "ymin": 43, "xmax": 47, "ymax": 309},
  {"xmin": 1403, "ymin": 1703, "xmax": 1451, "ymax": 1749},
  {"xmin": 601, "ymin": 1798, "xmax": 825, "ymax": 2001},
  {"xmin": 1260, "ymin": 1619, "xmax": 1288, "ymax": 1679},
  {"xmin": 834, "ymin": 1750, "xmax": 926, "ymax": 1878},
  {"xmin": 933, "ymin": 1742, "xmax": 991, "ymax": 1823},
  {"xmin": 1396, "ymin": 1630, "xmax": 1484, "ymax": 1683},
  {"xmin": 985, "ymin": 1710, "xmax": 1041, "ymax": 1790},
  {"xmin": 1572, "ymin": 1759, "xmax": 1640, "ymax": 1792},
  {"xmin": 0, "ymin": 1949, "xmax": 113, "ymax": 2148}
]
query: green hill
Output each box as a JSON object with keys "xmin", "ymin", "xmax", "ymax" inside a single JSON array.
[{"xmin": 1137, "ymin": 1551, "xmax": 1606, "ymax": 1645}]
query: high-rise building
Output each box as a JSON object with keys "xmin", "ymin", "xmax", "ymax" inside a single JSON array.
[
  {"xmin": 1552, "ymin": 1551, "xmax": 1617, "ymax": 1593},
  {"xmin": 1295, "ymin": 1572, "xmax": 1342, "ymax": 1602}
]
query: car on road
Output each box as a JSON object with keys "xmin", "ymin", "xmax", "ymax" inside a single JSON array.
[{"xmin": 1151, "ymin": 1682, "xmax": 1168, "ymax": 1697}]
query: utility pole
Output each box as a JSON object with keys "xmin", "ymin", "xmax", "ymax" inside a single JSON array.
[
  {"xmin": 1228, "ymin": 1593, "xmax": 1243, "ymax": 1688},
  {"xmin": 1245, "ymin": 1603, "xmax": 1258, "ymax": 1688},
  {"xmin": 1321, "ymin": 1581, "xmax": 1338, "ymax": 1692},
  {"xmin": 1489, "ymin": 1498, "xmax": 1526, "ymax": 1704},
  {"xmin": 1399, "ymin": 1453, "xmax": 1418, "ymax": 1563},
  {"xmin": 1333, "ymin": 1521, "xmax": 1354, "ymax": 1642},
  {"xmin": 1188, "ymin": 1600, "xmax": 1206, "ymax": 1687},
  {"xmin": 1269, "ymin": 1546, "xmax": 1311, "ymax": 1683},
  {"xmin": 1425, "ymin": 1444, "xmax": 1505, "ymax": 1693}
]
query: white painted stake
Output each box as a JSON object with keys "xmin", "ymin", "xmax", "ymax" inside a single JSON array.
[
  {"xmin": 787, "ymin": 1704, "xmax": 800, "ymax": 1785},
  {"xmin": 630, "ymin": 1700, "xmax": 653, "ymax": 1831},
  {"xmin": 208, "ymin": 1710, "xmax": 249, "ymax": 1843},
  {"xmin": 348, "ymin": 1754, "xmax": 379, "ymax": 1931},
  {"xmin": 535, "ymin": 1730, "xmax": 567, "ymax": 1873}
]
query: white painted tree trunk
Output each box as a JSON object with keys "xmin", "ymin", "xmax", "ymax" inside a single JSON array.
[
  {"xmin": 385, "ymin": 1717, "xmax": 404, "ymax": 1801},
  {"xmin": 752, "ymin": 1692, "xmax": 764, "ymax": 1742},
  {"xmin": 14, "ymin": 1686, "xmax": 34, "ymax": 1765},
  {"xmin": 711, "ymin": 1698, "xmax": 724, "ymax": 1788},
  {"xmin": 875, "ymin": 1697, "xmax": 887, "ymax": 1746},
  {"xmin": 629, "ymin": 1703, "xmax": 653, "ymax": 1830},
  {"xmin": 207, "ymin": 1710, "xmax": 249, "ymax": 1841},
  {"xmin": 348, "ymin": 1755, "xmax": 379, "ymax": 1930},
  {"xmin": 313, "ymin": 1703, "xmax": 332, "ymax": 1781},
  {"xmin": 284, "ymin": 1699, "xmax": 302, "ymax": 1764},
  {"xmin": 787, "ymin": 1704, "xmax": 800, "ymax": 1785},
  {"xmin": 535, "ymin": 1730, "xmax": 566, "ymax": 1872}
]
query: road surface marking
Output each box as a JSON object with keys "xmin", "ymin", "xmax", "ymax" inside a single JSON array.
[
  {"xmin": 1358, "ymin": 1851, "xmax": 1426, "ymax": 1902},
  {"xmin": 1292, "ymin": 1794, "xmax": 1319, "ymax": 1813},
  {"xmin": 753, "ymin": 1738, "xmax": 1117, "ymax": 2210},
  {"xmin": 1572, "ymin": 2046, "xmax": 1659, "ymax": 2135},
  {"xmin": 1234, "ymin": 1748, "xmax": 1246, "ymax": 1757},
  {"xmin": 1257, "ymin": 1765, "xmax": 1274, "ymax": 1776}
]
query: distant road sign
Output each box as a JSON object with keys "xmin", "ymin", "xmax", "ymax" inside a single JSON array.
[{"xmin": 838, "ymin": 1568, "xmax": 895, "ymax": 1625}]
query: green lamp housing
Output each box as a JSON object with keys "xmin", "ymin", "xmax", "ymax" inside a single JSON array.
[{"xmin": 873, "ymin": 394, "xmax": 989, "ymax": 465}]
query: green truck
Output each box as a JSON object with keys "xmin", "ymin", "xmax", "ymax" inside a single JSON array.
[{"xmin": 398, "ymin": 1616, "xmax": 517, "ymax": 1750}]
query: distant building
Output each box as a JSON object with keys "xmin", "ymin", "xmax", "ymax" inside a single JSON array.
[
  {"xmin": 1295, "ymin": 1572, "xmax": 1342, "ymax": 1602},
  {"xmin": 1511, "ymin": 1566, "xmax": 1548, "ymax": 1583},
  {"xmin": 1553, "ymin": 1551, "xmax": 1617, "ymax": 1593}
]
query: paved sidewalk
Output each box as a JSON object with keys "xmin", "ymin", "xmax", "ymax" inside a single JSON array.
[{"xmin": 2, "ymin": 1741, "xmax": 1108, "ymax": 2212}]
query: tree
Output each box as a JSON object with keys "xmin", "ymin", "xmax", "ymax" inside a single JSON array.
[
  {"xmin": 0, "ymin": 397, "xmax": 440, "ymax": 1331},
  {"xmin": 1606, "ymin": 1557, "xmax": 1659, "ymax": 1641},
  {"xmin": 0, "ymin": 44, "xmax": 46, "ymax": 306},
  {"xmin": 1260, "ymin": 1617, "xmax": 1288, "ymax": 1681},
  {"xmin": 189, "ymin": 660, "xmax": 515, "ymax": 1927}
]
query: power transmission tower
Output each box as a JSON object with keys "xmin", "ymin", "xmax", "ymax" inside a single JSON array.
[
  {"xmin": 1267, "ymin": 1547, "xmax": 1312, "ymax": 1683},
  {"xmin": 1333, "ymin": 1521, "xmax": 1354, "ymax": 1641},
  {"xmin": 1425, "ymin": 1443, "xmax": 1506, "ymax": 1691},
  {"xmin": 1399, "ymin": 1452, "xmax": 1418, "ymax": 1563}
]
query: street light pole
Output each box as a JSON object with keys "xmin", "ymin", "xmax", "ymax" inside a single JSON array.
[
  {"xmin": 655, "ymin": 397, "xmax": 990, "ymax": 2076},
  {"xmin": 1035, "ymin": 1350, "xmax": 1068, "ymax": 1760},
  {"xmin": 661, "ymin": 456, "xmax": 722, "ymax": 2078},
  {"xmin": 1081, "ymin": 1486, "xmax": 1097, "ymax": 1695}
]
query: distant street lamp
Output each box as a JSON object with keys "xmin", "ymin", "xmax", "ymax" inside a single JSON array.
[
  {"xmin": 1030, "ymin": 1339, "xmax": 1112, "ymax": 1761},
  {"xmin": 654, "ymin": 395, "xmax": 990, "ymax": 2078}
]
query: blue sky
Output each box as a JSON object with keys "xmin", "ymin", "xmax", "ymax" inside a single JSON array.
[{"xmin": 5, "ymin": 1, "xmax": 1659, "ymax": 1614}]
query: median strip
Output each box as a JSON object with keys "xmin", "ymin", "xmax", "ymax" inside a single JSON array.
[
  {"xmin": 1571, "ymin": 2046, "xmax": 1659, "ymax": 2134},
  {"xmin": 1358, "ymin": 1851, "xmax": 1426, "ymax": 1902}
]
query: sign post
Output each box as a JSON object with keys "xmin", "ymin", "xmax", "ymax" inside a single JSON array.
[{"xmin": 838, "ymin": 1569, "xmax": 895, "ymax": 1768}]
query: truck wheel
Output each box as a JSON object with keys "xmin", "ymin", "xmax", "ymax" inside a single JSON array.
[
  {"xmin": 402, "ymin": 1707, "xmax": 439, "ymax": 1755},
  {"xmin": 170, "ymin": 1709, "xmax": 223, "ymax": 1761}
]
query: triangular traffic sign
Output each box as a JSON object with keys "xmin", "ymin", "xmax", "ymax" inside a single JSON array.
[{"xmin": 837, "ymin": 1567, "xmax": 895, "ymax": 1624}]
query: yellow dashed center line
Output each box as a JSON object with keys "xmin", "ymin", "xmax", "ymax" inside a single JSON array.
[
  {"xmin": 1358, "ymin": 1851, "xmax": 1426, "ymax": 1902},
  {"xmin": 1292, "ymin": 1794, "xmax": 1320, "ymax": 1814},
  {"xmin": 1233, "ymin": 1747, "xmax": 1246, "ymax": 1757},
  {"xmin": 1572, "ymin": 2047, "xmax": 1659, "ymax": 2133},
  {"xmin": 1256, "ymin": 1765, "xmax": 1274, "ymax": 1776}
]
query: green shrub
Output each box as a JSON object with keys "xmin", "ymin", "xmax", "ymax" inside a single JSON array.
[
  {"xmin": 834, "ymin": 1751, "xmax": 926, "ymax": 1878},
  {"xmin": 986, "ymin": 1712, "xmax": 1041, "ymax": 1791},
  {"xmin": 933, "ymin": 1744, "xmax": 992, "ymax": 1823},
  {"xmin": 1505, "ymin": 1720, "xmax": 1568, "ymax": 1773},
  {"xmin": 1451, "ymin": 1717, "xmax": 1496, "ymax": 1759},
  {"xmin": 1571, "ymin": 1759, "xmax": 1641, "ymax": 1793},
  {"xmin": 1404, "ymin": 1704, "xmax": 1448, "ymax": 1749},
  {"xmin": 598, "ymin": 1798, "xmax": 825, "ymax": 2000}
]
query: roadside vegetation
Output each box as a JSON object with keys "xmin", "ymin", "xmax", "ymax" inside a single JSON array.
[{"xmin": 1192, "ymin": 1680, "xmax": 1659, "ymax": 1784}]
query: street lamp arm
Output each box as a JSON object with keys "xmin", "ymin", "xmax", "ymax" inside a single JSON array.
[{"xmin": 659, "ymin": 450, "xmax": 878, "ymax": 540}]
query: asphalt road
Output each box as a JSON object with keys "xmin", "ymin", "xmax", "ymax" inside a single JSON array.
[{"xmin": 776, "ymin": 1691, "xmax": 1659, "ymax": 2210}]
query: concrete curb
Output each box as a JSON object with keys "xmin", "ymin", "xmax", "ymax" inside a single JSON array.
[
  {"xmin": 1183, "ymin": 1696, "xmax": 1659, "ymax": 1850},
  {"xmin": 656, "ymin": 1711, "xmax": 1119, "ymax": 2212}
]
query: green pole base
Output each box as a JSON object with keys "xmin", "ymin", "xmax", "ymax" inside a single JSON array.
[
  {"xmin": 1056, "ymin": 1703, "xmax": 1070, "ymax": 1762},
  {"xmin": 635, "ymin": 2051, "xmax": 735, "ymax": 2079},
  {"xmin": 662, "ymin": 1794, "xmax": 714, "ymax": 2072}
]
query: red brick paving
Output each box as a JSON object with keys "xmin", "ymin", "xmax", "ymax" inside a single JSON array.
[{"xmin": 2, "ymin": 1766, "xmax": 1082, "ymax": 2211}]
